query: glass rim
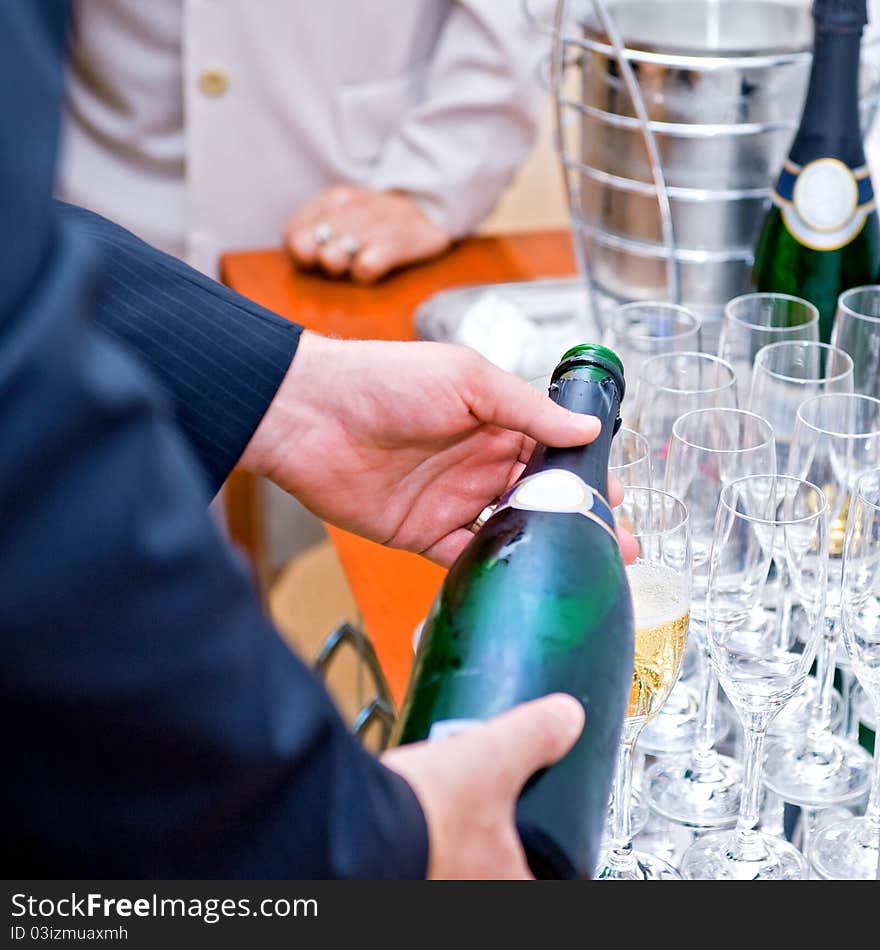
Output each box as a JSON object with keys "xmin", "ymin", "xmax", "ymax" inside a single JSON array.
[
  {"xmin": 638, "ymin": 351, "xmax": 737, "ymax": 395},
  {"xmin": 671, "ymin": 407, "xmax": 775, "ymax": 454},
  {"xmin": 724, "ymin": 292, "xmax": 820, "ymax": 331},
  {"xmin": 752, "ymin": 341, "xmax": 854, "ymax": 386},
  {"xmin": 854, "ymin": 466, "xmax": 880, "ymax": 513},
  {"xmin": 795, "ymin": 392, "xmax": 880, "ymax": 439},
  {"xmin": 611, "ymin": 301, "xmax": 701, "ymax": 341},
  {"xmin": 620, "ymin": 485, "xmax": 689, "ymax": 538},
  {"xmin": 609, "ymin": 427, "xmax": 650, "ymax": 473},
  {"xmin": 718, "ymin": 474, "xmax": 828, "ymax": 526},
  {"xmin": 837, "ymin": 285, "xmax": 880, "ymax": 325}
]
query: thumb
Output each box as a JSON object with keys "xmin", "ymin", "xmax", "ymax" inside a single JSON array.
[
  {"xmin": 467, "ymin": 358, "xmax": 602, "ymax": 448},
  {"xmin": 482, "ymin": 694, "xmax": 585, "ymax": 790}
]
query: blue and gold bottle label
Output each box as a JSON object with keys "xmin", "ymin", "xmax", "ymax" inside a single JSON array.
[{"xmin": 772, "ymin": 157, "xmax": 875, "ymax": 251}]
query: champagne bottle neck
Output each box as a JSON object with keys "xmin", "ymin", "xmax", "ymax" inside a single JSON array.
[
  {"xmin": 520, "ymin": 375, "xmax": 619, "ymax": 498},
  {"xmin": 789, "ymin": 21, "xmax": 865, "ymax": 168}
]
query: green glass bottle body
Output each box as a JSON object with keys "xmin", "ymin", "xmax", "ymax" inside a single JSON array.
[
  {"xmin": 392, "ymin": 345, "xmax": 635, "ymax": 880},
  {"xmin": 753, "ymin": 0, "xmax": 880, "ymax": 343}
]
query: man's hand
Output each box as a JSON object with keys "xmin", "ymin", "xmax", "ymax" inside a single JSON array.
[
  {"xmin": 381, "ymin": 694, "xmax": 585, "ymax": 879},
  {"xmin": 285, "ymin": 186, "xmax": 451, "ymax": 283},
  {"xmin": 241, "ymin": 333, "xmax": 638, "ymax": 566}
]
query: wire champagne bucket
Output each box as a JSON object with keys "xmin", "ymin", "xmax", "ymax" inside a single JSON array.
[{"xmin": 538, "ymin": 0, "xmax": 880, "ymax": 341}]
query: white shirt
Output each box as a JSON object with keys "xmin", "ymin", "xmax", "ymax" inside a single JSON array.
[{"xmin": 58, "ymin": 0, "xmax": 551, "ymax": 275}]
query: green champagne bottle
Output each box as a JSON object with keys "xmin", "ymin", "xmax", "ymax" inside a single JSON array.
[
  {"xmin": 393, "ymin": 344, "xmax": 635, "ymax": 880},
  {"xmin": 753, "ymin": 0, "xmax": 880, "ymax": 343}
]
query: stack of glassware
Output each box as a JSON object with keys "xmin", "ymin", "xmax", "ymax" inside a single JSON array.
[{"xmin": 584, "ymin": 289, "xmax": 880, "ymax": 881}]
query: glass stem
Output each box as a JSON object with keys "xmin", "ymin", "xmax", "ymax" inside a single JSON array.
[
  {"xmin": 808, "ymin": 619, "xmax": 838, "ymax": 744},
  {"xmin": 733, "ymin": 725, "xmax": 767, "ymax": 862},
  {"xmin": 840, "ymin": 669, "xmax": 856, "ymax": 739},
  {"xmin": 865, "ymin": 702, "xmax": 880, "ymax": 829},
  {"xmin": 693, "ymin": 641, "xmax": 719, "ymax": 765},
  {"xmin": 608, "ymin": 728, "xmax": 639, "ymax": 873}
]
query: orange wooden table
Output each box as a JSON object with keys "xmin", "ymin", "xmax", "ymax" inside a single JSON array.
[{"xmin": 222, "ymin": 231, "xmax": 576, "ymax": 703}]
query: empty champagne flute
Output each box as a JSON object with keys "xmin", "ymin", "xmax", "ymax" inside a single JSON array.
[
  {"xmin": 832, "ymin": 286, "xmax": 880, "ymax": 398},
  {"xmin": 631, "ymin": 352, "xmax": 738, "ymax": 485},
  {"xmin": 748, "ymin": 342, "xmax": 854, "ymax": 738},
  {"xmin": 595, "ymin": 488, "xmax": 691, "ymax": 881},
  {"xmin": 648, "ymin": 409, "xmax": 776, "ymax": 830},
  {"xmin": 748, "ymin": 341, "xmax": 854, "ymax": 472},
  {"xmin": 719, "ymin": 293, "xmax": 819, "ymax": 404},
  {"xmin": 810, "ymin": 468, "xmax": 880, "ymax": 879},
  {"xmin": 682, "ymin": 476, "xmax": 830, "ymax": 880},
  {"xmin": 605, "ymin": 302, "xmax": 701, "ymax": 413},
  {"xmin": 764, "ymin": 394, "xmax": 880, "ymax": 807},
  {"xmin": 609, "ymin": 427, "xmax": 652, "ymax": 488}
]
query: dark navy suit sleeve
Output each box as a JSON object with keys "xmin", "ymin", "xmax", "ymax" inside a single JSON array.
[
  {"xmin": 54, "ymin": 201, "xmax": 301, "ymax": 494},
  {"xmin": 0, "ymin": 0, "xmax": 428, "ymax": 878}
]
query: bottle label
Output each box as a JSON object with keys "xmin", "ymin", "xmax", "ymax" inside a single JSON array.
[
  {"xmin": 772, "ymin": 158, "xmax": 875, "ymax": 251},
  {"xmin": 490, "ymin": 469, "xmax": 618, "ymax": 543}
]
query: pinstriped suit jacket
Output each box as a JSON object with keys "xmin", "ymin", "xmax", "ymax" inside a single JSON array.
[{"xmin": 1, "ymin": 0, "xmax": 426, "ymax": 878}]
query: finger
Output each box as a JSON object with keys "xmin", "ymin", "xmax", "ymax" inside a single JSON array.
[
  {"xmin": 317, "ymin": 238, "xmax": 358, "ymax": 277},
  {"xmin": 617, "ymin": 523, "xmax": 639, "ymax": 565},
  {"xmin": 420, "ymin": 527, "xmax": 474, "ymax": 567},
  {"xmin": 351, "ymin": 223, "xmax": 448, "ymax": 283},
  {"xmin": 467, "ymin": 358, "xmax": 602, "ymax": 449},
  {"xmin": 286, "ymin": 186, "xmax": 360, "ymax": 264},
  {"xmin": 287, "ymin": 225, "xmax": 321, "ymax": 266},
  {"xmin": 351, "ymin": 236, "xmax": 411, "ymax": 283},
  {"xmin": 608, "ymin": 473, "xmax": 624, "ymax": 507},
  {"xmin": 479, "ymin": 694, "xmax": 585, "ymax": 790}
]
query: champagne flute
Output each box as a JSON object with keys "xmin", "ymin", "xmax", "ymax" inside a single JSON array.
[
  {"xmin": 764, "ymin": 394, "xmax": 880, "ymax": 807},
  {"xmin": 719, "ymin": 293, "xmax": 819, "ymax": 404},
  {"xmin": 749, "ymin": 341, "xmax": 854, "ymax": 472},
  {"xmin": 631, "ymin": 354, "xmax": 737, "ymax": 757},
  {"xmin": 810, "ymin": 468, "xmax": 880, "ymax": 879},
  {"xmin": 648, "ymin": 408, "xmax": 776, "ymax": 829},
  {"xmin": 832, "ymin": 286, "xmax": 880, "ymax": 397},
  {"xmin": 748, "ymin": 342, "xmax": 855, "ymax": 736},
  {"xmin": 609, "ymin": 427, "xmax": 652, "ymax": 488},
  {"xmin": 631, "ymin": 352, "xmax": 738, "ymax": 486},
  {"xmin": 682, "ymin": 476, "xmax": 830, "ymax": 880},
  {"xmin": 604, "ymin": 302, "xmax": 701, "ymax": 413},
  {"xmin": 603, "ymin": 426, "xmax": 653, "ymax": 841},
  {"xmin": 595, "ymin": 488, "xmax": 691, "ymax": 881}
]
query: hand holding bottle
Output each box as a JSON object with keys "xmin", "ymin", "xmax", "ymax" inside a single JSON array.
[
  {"xmin": 240, "ymin": 332, "xmax": 637, "ymax": 565},
  {"xmin": 381, "ymin": 694, "xmax": 585, "ymax": 879}
]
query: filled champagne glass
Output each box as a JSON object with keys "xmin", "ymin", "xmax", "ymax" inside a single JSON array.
[
  {"xmin": 682, "ymin": 476, "xmax": 829, "ymax": 880},
  {"xmin": 831, "ymin": 286, "xmax": 880, "ymax": 398},
  {"xmin": 763, "ymin": 394, "xmax": 880, "ymax": 807},
  {"xmin": 630, "ymin": 355, "xmax": 737, "ymax": 758},
  {"xmin": 719, "ymin": 293, "xmax": 819, "ymax": 404},
  {"xmin": 603, "ymin": 426, "xmax": 653, "ymax": 841},
  {"xmin": 648, "ymin": 409, "xmax": 776, "ymax": 830},
  {"xmin": 810, "ymin": 468, "xmax": 880, "ymax": 879},
  {"xmin": 595, "ymin": 488, "xmax": 691, "ymax": 881}
]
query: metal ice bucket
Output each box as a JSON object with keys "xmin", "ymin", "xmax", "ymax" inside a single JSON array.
[{"xmin": 544, "ymin": 0, "xmax": 880, "ymax": 333}]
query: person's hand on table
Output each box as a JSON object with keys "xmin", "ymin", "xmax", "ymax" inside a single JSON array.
[
  {"xmin": 381, "ymin": 693, "xmax": 585, "ymax": 879},
  {"xmin": 285, "ymin": 185, "xmax": 451, "ymax": 283},
  {"xmin": 241, "ymin": 332, "xmax": 638, "ymax": 566}
]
